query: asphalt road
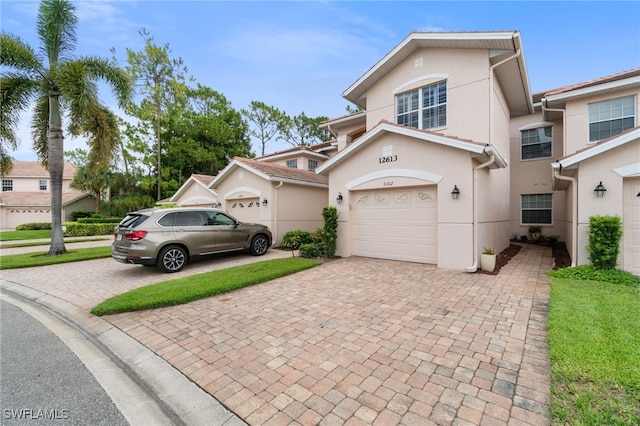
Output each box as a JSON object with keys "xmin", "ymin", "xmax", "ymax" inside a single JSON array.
[{"xmin": 0, "ymin": 300, "xmax": 128, "ymax": 426}]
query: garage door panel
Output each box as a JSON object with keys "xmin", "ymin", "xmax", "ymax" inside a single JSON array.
[
  {"xmin": 623, "ymin": 178, "xmax": 640, "ymax": 276},
  {"xmin": 352, "ymin": 186, "xmax": 437, "ymax": 264}
]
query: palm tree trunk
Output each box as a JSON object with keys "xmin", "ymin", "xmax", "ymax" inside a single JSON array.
[{"xmin": 48, "ymin": 96, "xmax": 66, "ymax": 256}]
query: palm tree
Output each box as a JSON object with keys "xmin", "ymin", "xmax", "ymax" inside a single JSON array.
[{"xmin": 0, "ymin": 0, "xmax": 132, "ymax": 255}]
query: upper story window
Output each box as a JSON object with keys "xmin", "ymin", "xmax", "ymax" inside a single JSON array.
[
  {"xmin": 396, "ymin": 81, "xmax": 447, "ymax": 130},
  {"xmin": 308, "ymin": 160, "xmax": 318, "ymax": 171},
  {"xmin": 2, "ymin": 179, "xmax": 13, "ymax": 192},
  {"xmin": 588, "ymin": 95, "xmax": 635, "ymax": 142},
  {"xmin": 521, "ymin": 126, "xmax": 552, "ymax": 160},
  {"xmin": 521, "ymin": 193, "xmax": 552, "ymax": 225},
  {"xmin": 39, "ymin": 180, "xmax": 48, "ymax": 191},
  {"xmin": 286, "ymin": 159, "xmax": 298, "ymax": 169}
]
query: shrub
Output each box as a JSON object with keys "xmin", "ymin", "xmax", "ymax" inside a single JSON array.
[
  {"xmin": 16, "ymin": 222, "xmax": 51, "ymax": 231},
  {"xmin": 587, "ymin": 215, "xmax": 623, "ymax": 269},
  {"xmin": 77, "ymin": 217, "xmax": 122, "ymax": 224},
  {"xmin": 548, "ymin": 265, "xmax": 639, "ymax": 287},
  {"xmin": 71, "ymin": 210, "xmax": 94, "ymax": 220},
  {"xmin": 281, "ymin": 230, "xmax": 313, "ymax": 250},
  {"xmin": 299, "ymin": 243, "xmax": 321, "ymax": 258},
  {"xmin": 322, "ymin": 206, "xmax": 338, "ymax": 257},
  {"xmin": 64, "ymin": 222, "xmax": 116, "ymax": 237}
]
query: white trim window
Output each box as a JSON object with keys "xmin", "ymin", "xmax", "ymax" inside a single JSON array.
[
  {"xmin": 286, "ymin": 159, "xmax": 297, "ymax": 169},
  {"xmin": 39, "ymin": 180, "xmax": 47, "ymax": 191},
  {"xmin": 521, "ymin": 193, "xmax": 552, "ymax": 225},
  {"xmin": 397, "ymin": 81, "xmax": 447, "ymax": 130},
  {"xmin": 2, "ymin": 179, "xmax": 13, "ymax": 192},
  {"xmin": 521, "ymin": 126, "xmax": 552, "ymax": 160},
  {"xmin": 588, "ymin": 95, "xmax": 635, "ymax": 142},
  {"xmin": 308, "ymin": 160, "xmax": 318, "ymax": 171}
]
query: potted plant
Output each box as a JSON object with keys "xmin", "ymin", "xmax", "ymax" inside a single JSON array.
[
  {"xmin": 528, "ymin": 225, "xmax": 542, "ymax": 241},
  {"xmin": 480, "ymin": 246, "xmax": 496, "ymax": 272}
]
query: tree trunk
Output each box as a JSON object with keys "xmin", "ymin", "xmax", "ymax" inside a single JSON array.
[{"xmin": 48, "ymin": 124, "xmax": 67, "ymax": 256}]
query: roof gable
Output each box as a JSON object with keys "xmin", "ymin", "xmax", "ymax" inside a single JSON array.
[
  {"xmin": 554, "ymin": 126, "xmax": 640, "ymax": 169},
  {"xmin": 212, "ymin": 157, "xmax": 328, "ymax": 188},
  {"xmin": 316, "ymin": 121, "xmax": 507, "ymax": 174},
  {"xmin": 343, "ymin": 31, "xmax": 533, "ymax": 116},
  {"xmin": 169, "ymin": 174, "xmax": 217, "ymax": 203}
]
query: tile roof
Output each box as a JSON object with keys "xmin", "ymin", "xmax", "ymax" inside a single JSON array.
[
  {"xmin": 533, "ymin": 68, "xmax": 640, "ymax": 101},
  {"xmin": 376, "ymin": 119, "xmax": 488, "ymax": 147},
  {"xmin": 256, "ymin": 140, "xmax": 335, "ymax": 160},
  {"xmin": 235, "ymin": 157, "xmax": 328, "ymax": 185},
  {"xmin": 3, "ymin": 161, "xmax": 78, "ymax": 179},
  {"xmin": 0, "ymin": 191, "xmax": 90, "ymax": 206},
  {"xmin": 556, "ymin": 125, "xmax": 640, "ymax": 163},
  {"xmin": 191, "ymin": 174, "xmax": 217, "ymax": 187}
]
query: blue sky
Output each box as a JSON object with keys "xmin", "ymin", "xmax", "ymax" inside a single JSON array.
[{"xmin": 2, "ymin": 0, "xmax": 639, "ymax": 159}]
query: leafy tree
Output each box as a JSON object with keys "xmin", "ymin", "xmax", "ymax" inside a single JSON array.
[
  {"xmin": 116, "ymin": 28, "xmax": 189, "ymax": 201},
  {"xmin": 162, "ymin": 84, "xmax": 252, "ymax": 190},
  {"xmin": 281, "ymin": 112, "xmax": 331, "ymax": 147},
  {"xmin": 242, "ymin": 101, "xmax": 289, "ymax": 156},
  {"xmin": 0, "ymin": 0, "xmax": 131, "ymax": 255},
  {"xmin": 66, "ymin": 148, "xmax": 114, "ymax": 213}
]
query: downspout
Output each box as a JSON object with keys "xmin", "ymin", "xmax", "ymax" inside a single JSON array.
[
  {"xmin": 272, "ymin": 181, "xmax": 284, "ymax": 245},
  {"xmin": 466, "ymin": 155, "xmax": 497, "ymax": 273},
  {"xmin": 541, "ymin": 99, "xmax": 566, "ymax": 155},
  {"xmin": 553, "ymin": 170, "xmax": 577, "ymax": 267},
  {"xmin": 465, "ymin": 45, "xmax": 522, "ymax": 273}
]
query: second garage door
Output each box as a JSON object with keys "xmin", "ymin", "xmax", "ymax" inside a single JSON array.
[{"xmin": 351, "ymin": 186, "xmax": 437, "ymax": 264}]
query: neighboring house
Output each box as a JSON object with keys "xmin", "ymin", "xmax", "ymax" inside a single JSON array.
[
  {"xmin": 210, "ymin": 157, "xmax": 328, "ymax": 244},
  {"xmin": 256, "ymin": 141, "xmax": 337, "ymax": 171},
  {"xmin": 315, "ymin": 31, "xmax": 639, "ymax": 275},
  {"xmin": 168, "ymin": 174, "xmax": 218, "ymax": 207},
  {"xmin": 0, "ymin": 161, "xmax": 94, "ymax": 230}
]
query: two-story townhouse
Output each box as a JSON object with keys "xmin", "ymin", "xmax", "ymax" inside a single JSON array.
[
  {"xmin": 539, "ymin": 70, "xmax": 638, "ymax": 275},
  {"xmin": 0, "ymin": 161, "xmax": 94, "ymax": 230},
  {"xmin": 317, "ymin": 31, "xmax": 532, "ymax": 271}
]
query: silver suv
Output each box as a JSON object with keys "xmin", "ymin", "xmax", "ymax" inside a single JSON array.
[{"xmin": 112, "ymin": 207, "xmax": 272, "ymax": 273}]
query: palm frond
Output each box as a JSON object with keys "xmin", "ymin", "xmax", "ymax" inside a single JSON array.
[
  {"xmin": 84, "ymin": 105, "xmax": 121, "ymax": 169},
  {"xmin": 37, "ymin": 0, "xmax": 77, "ymax": 65},
  {"xmin": 0, "ymin": 75, "xmax": 40, "ymax": 149},
  {"xmin": 0, "ymin": 33, "xmax": 44, "ymax": 73},
  {"xmin": 72, "ymin": 56, "xmax": 133, "ymax": 109},
  {"xmin": 31, "ymin": 95, "xmax": 50, "ymax": 162}
]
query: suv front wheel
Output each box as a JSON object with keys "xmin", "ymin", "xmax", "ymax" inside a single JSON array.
[
  {"xmin": 157, "ymin": 245, "xmax": 187, "ymax": 273},
  {"xmin": 250, "ymin": 234, "xmax": 269, "ymax": 256}
]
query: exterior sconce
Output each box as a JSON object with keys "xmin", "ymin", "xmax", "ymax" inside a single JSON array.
[
  {"xmin": 336, "ymin": 193, "xmax": 343, "ymax": 204},
  {"xmin": 262, "ymin": 199, "xmax": 268, "ymax": 206},
  {"xmin": 594, "ymin": 181, "xmax": 606, "ymax": 198},
  {"xmin": 451, "ymin": 185, "xmax": 460, "ymax": 200},
  {"xmin": 215, "ymin": 202, "xmax": 221, "ymax": 208}
]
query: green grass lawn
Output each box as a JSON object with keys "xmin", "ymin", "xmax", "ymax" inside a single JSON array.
[
  {"xmin": 0, "ymin": 246, "xmax": 113, "ymax": 269},
  {"xmin": 0, "ymin": 230, "xmax": 52, "ymax": 241},
  {"xmin": 548, "ymin": 272, "xmax": 640, "ymax": 424},
  {"xmin": 91, "ymin": 257, "xmax": 321, "ymax": 315}
]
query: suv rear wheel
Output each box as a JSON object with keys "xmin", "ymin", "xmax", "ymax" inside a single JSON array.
[
  {"xmin": 250, "ymin": 234, "xmax": 269, "ymax": 256},
  {"xmin": 157, "ymin": 245, "xmax": 187, "ymax": 273}
]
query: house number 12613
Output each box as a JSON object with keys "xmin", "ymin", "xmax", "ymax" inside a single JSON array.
[{"xmin": 379, "ymin": 155, "xmax": 398, "ymax": 163}]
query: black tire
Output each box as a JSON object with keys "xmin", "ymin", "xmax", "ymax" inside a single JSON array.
[
  {"xmin": 250, "ymin": 234, "xmax": 269, "ymax": 256},
  {"xmin": 157, "ymin": 245, "xmax": 187, "ymax": 273}
]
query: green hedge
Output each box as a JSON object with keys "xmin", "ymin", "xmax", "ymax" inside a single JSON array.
[
  {"xmin": 64, "ymin": 223, "xmax": 116, "ymax": 237},
  {"xmin": 77, "ymin": 217, "xmax": 122, "ymax": 224},
  {"xmin": 588, "ymin": 215, "xmax": 623, "ymax": 270},
  {"xmin": 16, "ymin": 222, "xmax": 52, "ymax": 231}
]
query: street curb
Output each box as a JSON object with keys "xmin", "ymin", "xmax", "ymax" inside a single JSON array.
[{"xmin": 0, "ymin": 280, "xmax": 246, "ymax": 426}]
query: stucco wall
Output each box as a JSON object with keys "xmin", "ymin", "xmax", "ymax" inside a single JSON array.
[
  {"xmin": 365, "ymin": 48, "xmax": 491, "ymax": 143},
  {"xmin": 175, "ymin": 182, "xmax": 217, "ymax": 207}
]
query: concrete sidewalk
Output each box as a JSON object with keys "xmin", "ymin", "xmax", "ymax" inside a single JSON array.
[{"xmin": 2, "ymin": 243, "xmax": 552, "ymax": 425}]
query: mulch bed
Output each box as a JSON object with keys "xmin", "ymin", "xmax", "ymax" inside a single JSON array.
[{"xmin": 477, "ymin": 241, "xmax": 571, "ymax": 275}]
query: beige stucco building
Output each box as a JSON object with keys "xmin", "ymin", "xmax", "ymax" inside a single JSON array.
[
  {"xmin": 171, "ymin": 31, "xmax": 639, "ymax": 275},
  {"xmin": 0, "ymin": 161, "xmax": 94, "ymax": 229}
]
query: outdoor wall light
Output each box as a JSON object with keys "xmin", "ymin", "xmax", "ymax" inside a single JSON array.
[
  {"xmin": 262, "ymin": 199, "xmax": 268, "ymax": 206},
  {"xmin": 451, "ymin": 185, "xmax": 460, "ymax": 200},
  {"xmin": 215, "ymin": 202, "xmax": 222, "ymax": 208},
  {"xmin": 336, "ymin": 193, "xmax": 343, "ymax": 204},
  {"xmin": 594, "ymin": 181, "xmax": 607, "ymax": 198}
]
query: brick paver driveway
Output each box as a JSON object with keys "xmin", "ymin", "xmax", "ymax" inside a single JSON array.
[{"xmin": 101, "ymin": 244, "xmax": 552, "ymax": 425}]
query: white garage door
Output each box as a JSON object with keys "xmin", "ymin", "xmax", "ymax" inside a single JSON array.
[
  {"xmin": 352, "ymin": 186, "xmax": 437, "ymax": 264},
  {"xmin": 623, "ymin": 177, "xmax": 640, "ymax": 276}
]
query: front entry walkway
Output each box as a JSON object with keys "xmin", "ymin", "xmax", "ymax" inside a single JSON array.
[{"xmin": 106, "ymin": 244, "xmax": 552, "ymax": 425}]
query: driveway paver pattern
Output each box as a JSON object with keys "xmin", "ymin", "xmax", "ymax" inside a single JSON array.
[{"xmin": 97, "ymin": 243, "xmax": 553, "ymax": 425}]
